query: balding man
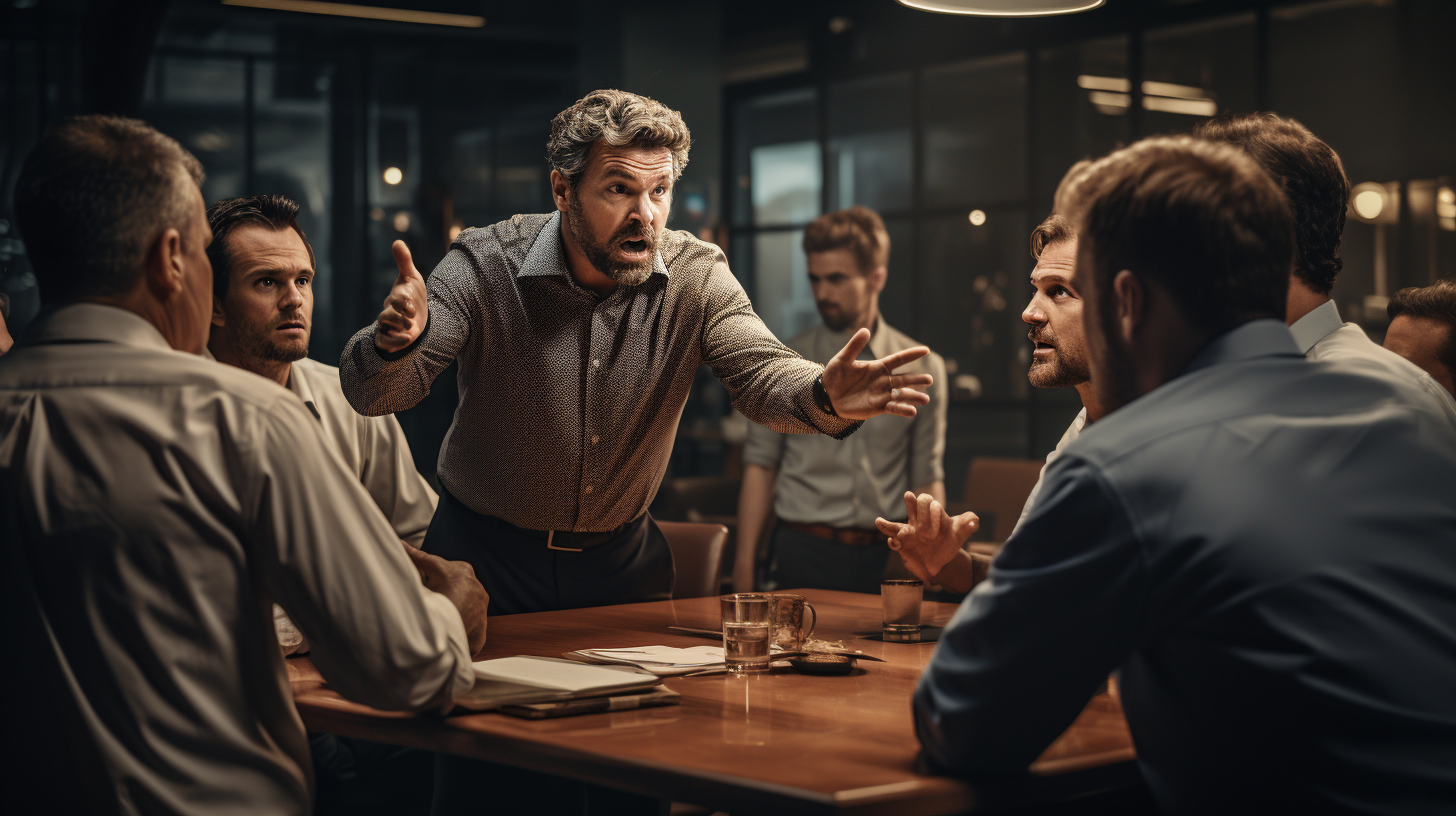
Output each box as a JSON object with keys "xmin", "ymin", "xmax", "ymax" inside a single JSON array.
[{"xmin": 1, "ymin": 115, "xmax": 486, "ymax": 816}]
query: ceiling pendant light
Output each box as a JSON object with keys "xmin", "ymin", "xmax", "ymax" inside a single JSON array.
[{"xmin": 896, "ymin": 0, "xmax": 1105, "ymax": 16}]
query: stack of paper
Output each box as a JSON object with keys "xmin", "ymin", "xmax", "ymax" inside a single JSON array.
[
  {"xmin": 564, "ymin": 645, "xmax": 728, "ymax": 676},
  {"xmin": 454, "ymin": 656, "xmax": 661, "ymax": 710}
]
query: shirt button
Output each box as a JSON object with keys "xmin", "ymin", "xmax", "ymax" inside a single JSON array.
[
  {"xmin": 592, "ymin": 359, "xmax": 601, "ymax": 368},
  {"xmin": 584, "ymin": 485, "xmax": 593, "ymax": 494},
  {"xmin": 591, "ymin": 435, "xmax": 599, "ymax": 444}
]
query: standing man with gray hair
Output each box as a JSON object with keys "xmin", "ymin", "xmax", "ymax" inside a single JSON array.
[{"xmin": 339, "ymin": 89, "xmax": 935, "ymax": 616}]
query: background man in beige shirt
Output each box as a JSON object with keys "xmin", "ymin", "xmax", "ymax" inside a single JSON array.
[
  {"xmin": 2, "ymin": 114, "xmax": 486, "ymax": 816},
  {"xmin": 736, "ymin": 206, "xmax": 947, "ymax": 594}
]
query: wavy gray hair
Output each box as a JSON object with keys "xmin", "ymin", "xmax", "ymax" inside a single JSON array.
[{"xmin": 547, "ymin": 89, "xmax": 691, "ymax": 187}]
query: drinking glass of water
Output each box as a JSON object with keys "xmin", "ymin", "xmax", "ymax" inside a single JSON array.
[{"xmin": 720, "ymin": 593, "xmax": 772, "ymax": 674}]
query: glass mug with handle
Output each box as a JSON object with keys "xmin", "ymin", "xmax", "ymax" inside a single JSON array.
[{"xmin": 768, "ymin": 593, "xmax": 817, "ymax": 652}]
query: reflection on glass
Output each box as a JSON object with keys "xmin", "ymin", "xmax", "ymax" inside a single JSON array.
[
  {"xmin": 921, "ymin": 53, "xmax": 1027, "ymax": 208},
  {"xmin": 1143, "ymin": 14, "xmax": 1256, "ymax": 134},
  {"xmin": 918, "ymin": 210, "xmax": 1028, "ymax": 401},
  {"xmin": 733, "ymin": 89, "xmax": 818, "ymax": 226},
  {"xmin": 752, "ymin": 230, "xmax": 817, "ymax": 342},
  {"xmin": 1034, "ymin": 36, "xmax": 1129, "ymax": 206},
  {"xmin": 828, "ymin": 73, "xmax": 913, "ymax": 212},
  {"xmin": 751, "ymin": 142, "xmax": 821, "ymax": 226},
  {"xmin": 141, "ymin": 56, "xmax": 248, "ymax": 205}
]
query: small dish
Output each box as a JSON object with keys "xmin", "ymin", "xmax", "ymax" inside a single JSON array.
[{"xmin": 788, "ymin": 654, "xmax": 854, "ymax": 676}]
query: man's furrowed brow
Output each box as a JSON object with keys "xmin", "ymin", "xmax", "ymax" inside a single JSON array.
[{"xmin": 602, "ymin": 164, "xmax": 672, "ymax": 183}]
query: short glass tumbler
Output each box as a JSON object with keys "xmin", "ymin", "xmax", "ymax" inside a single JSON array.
[
  {"xmin": 720, "ymin": 593, "xmax": 773, "ymax": 674},
  {"xmin": 881, "ymin": 579, "xmax": 924, "ymax": 642}
]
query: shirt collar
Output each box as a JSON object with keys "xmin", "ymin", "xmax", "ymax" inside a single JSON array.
[
  {"xmin": 818, "ymin": 317, "xmax": 892, "ymax": 360},
  {"xmin": 1181, "ymin": 318, "xmax": 1304, "ymax": 377},
  {"xmin": 21, "ymin": 303, "xmax": 176, "ymax": 353},
  {"xmin": 1287, "ymin": 299, "xmax": 1343, "ymax": 355},
  {"xmin": 284, "ymin": 361, "xmax": 322, "ymax": 421},
  {"xmin": 517, "ymin": 211, "xmax": 671, "ymax": 282}
]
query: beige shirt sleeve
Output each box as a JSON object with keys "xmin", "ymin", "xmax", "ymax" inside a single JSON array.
[
  {"xmin": 356, "ymin": 412, "xmax": 437, "ymax": 547},
  {"xmin": 252, "ymin": 405, "xmax": 473, "ymax": 711},
  {"xmin": 909, "ymin": 352, "xmax": 949, "ymax": 489}
]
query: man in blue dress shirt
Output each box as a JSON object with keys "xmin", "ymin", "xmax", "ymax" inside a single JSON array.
[{"xmin": 882, "ymin": 136, "xmax": 1456, "ymax": 814}]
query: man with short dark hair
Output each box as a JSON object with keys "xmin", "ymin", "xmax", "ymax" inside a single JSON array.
[
  {"xmin": 894, "ymin": 137, "xmax": 1456, "ymax": 812},
  {"xmin": 1, "ymin": 115, "xmax": 486, "ymax": 816},
  {"xmin": 1385, "ymin": 278, "xmax": 1456, "ymax": 397},
  {"xmin": 1192, "ymin": 112, "xmax": 1456, "ymax": 419},
  {"xmin": 339, "ymin": 90, "xmax": 934, "ymax": 616},
  {"xmin": 735, "ymin": 206, "xmax": 947, "ymax": 593},
  {"xmin": 207, "ymin": 194, "xmax": 436, "ymax": 559}
]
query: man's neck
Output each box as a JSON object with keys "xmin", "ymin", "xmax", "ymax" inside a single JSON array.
[
  {"xmin": 1073, "ymin": 381, "xmax": 1106, "ymax": 424},
  {"xmin": 209, "ymin": 339, "xmax": 291, "ymax": 387},
  {"xmin": 1285, "ymin": 279, "xmax": 1331, "ymax": 326},
  {"xmin": 558, "ymin": 213, "xmax": 619, "ymax": 297}
]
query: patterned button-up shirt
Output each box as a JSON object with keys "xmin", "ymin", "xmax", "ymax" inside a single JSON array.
[{"xmin": 340, "ymin": 212, "xmax": 858, "ymax": 532}]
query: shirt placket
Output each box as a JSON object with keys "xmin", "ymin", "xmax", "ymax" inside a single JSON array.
[{"xmin": 578, "ymin": 295, "xmax": 618, "ymax": 530}]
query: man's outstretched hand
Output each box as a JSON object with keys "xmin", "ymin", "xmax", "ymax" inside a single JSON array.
[
  {"xmin": 375, "ymin": 241, "xmax": 428, "ymax": 352},
  {"xmin": 875, "ymin": 492, "xmax": 979, "ymax": 584},
  {"xmin": 822, "ymin": 328, "xmax": 934, "ymax": 420},
  {"xmin": 402, "ymin": 541, "xmax": 489, "ymax": 656}
]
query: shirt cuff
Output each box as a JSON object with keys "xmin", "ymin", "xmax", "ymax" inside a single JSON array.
[{"xmin": 373, "ymin": 316, "xmax": 431, "ymax": 361}]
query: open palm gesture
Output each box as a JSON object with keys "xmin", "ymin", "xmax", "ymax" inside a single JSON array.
[{"xmin": 821, "ymin": 328, "xmax": 935, "ymax": 420}]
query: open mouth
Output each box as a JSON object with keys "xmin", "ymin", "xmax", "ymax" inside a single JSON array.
[
  {"xmin": 277, "ymin": 321, "xmax": 306, "ymax": 332},
  {"xmin": 620, "ymin": 239, "xmax": 648, "ymax": 254}
]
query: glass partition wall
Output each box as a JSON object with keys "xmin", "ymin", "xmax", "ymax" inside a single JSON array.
[{"xmin": 724, "ymin": 0, "xmax": 1454, "ymax": 497}]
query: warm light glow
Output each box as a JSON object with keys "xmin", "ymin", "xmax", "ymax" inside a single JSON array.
[
  {"xmin": 968, "ymin": 210, "xmax": 987, "ymax": 226},
  {"xmin": 221, "ymin": 0, "xmax": 484, "ymax": 27},
  {"xmin": 1142, "ymin": 96, "xmax": 1218, "ymax": 117},
  {"xmin": 896, "ymin": 0, "xmax": 1104, "ymax": 16},
  {"xmin": 393, "ymin": 211, "xmax": 410, "ymax": 233},
  {"xmin": 1077, "ymin": 75, "xmax": 1130, "ymax": 93},
  {"xmin": 383, "ymin": 167, "xmax": 403, "ymax": 185},
  {"xmin": 1353, "ymin": 190, "xmax": 1385, "ymax": 220},
  {"xmin": 1141, "ymin": 80, "xmax": 1208, "ymax": 100},
  {"xmin": 1088, "ymin": 91, "xmax": 1132, "ymax": 108},
  {"xmin": 448, "ymin": 224, "xmax": 464, "ymax": 242}
]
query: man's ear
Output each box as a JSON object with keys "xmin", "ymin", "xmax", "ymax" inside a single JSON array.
[
  {"xmin": 1111, "ymin": 269, "xmax": 1145, "ymax": 346},
  {"xmin": 550, "ymin": 169, "xmax": 570, "ymax": 215},
  {"xmin": 145, "ymin": 228, "xmax": 186, "ymax": 298},
  {"xmin": 869, "ymin": 265, "xmax": 887, "ymax": 296},
  {"xmin": 211, "ymin": 293, "xmax": 226, "ymax": 328}
]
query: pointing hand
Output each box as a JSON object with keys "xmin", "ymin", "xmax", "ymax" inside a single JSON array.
[{"xmin": 375, "ymin": 241, "xmax": 428, "ymax": 353}]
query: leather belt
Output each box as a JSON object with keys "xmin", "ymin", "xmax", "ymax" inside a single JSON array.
[{"xmin": 780, "ymin": 521, "xmax": 883, "ymax": 547}]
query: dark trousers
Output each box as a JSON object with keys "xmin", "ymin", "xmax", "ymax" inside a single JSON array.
[
  {"xmin": 423, "ymin": 486, "xmax": 675, "ymax": 615},
  {"xmin": 311, "ymin": 732, "xmax": 433, "ymax": 816},
  {"xmin": 425, "ymin": 486, "xmax": 674, "ymax": 815},
  {"xmin": 766, "ymin": 524, "xmax": 893, "ymax": 595}
]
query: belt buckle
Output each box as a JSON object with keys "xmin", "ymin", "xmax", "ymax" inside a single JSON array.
[{"xmin": 545, "ymin": 530, "xmax": 583, "ymax": 552}]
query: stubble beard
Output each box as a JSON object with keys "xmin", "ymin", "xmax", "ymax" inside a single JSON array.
[
  {"xmin": 1027, "ymin": 328, "xmax": 1090, "ymax": 389},
  {"xmin": 568, "ymin": 196, "xmax": 656, "ymax": 287}
]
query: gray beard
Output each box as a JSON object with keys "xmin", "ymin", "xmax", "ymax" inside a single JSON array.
[{"xmin": 567, "ymin": 199, "xmax": 655, "ymax": 286}]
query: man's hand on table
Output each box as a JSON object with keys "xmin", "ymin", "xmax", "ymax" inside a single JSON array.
[
  {"xmin": 402, "ymin": 541, "xmax": 489, "ymax": 656},
  {"xmin": 822, "ymin": 328, "xmax": 934, "ymax": 420},
  {"xmin": 875, "ymin": 492, "xmax": 979, "ymax": 584},
  {"xmin": 375, "ymin": 241, "xmax": 428, "ymax": 353}
]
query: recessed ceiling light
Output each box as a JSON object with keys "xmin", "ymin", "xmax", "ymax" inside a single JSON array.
[{"xmin": 896, "ymin": 0, "xmax": 1104, "ymax": 17}]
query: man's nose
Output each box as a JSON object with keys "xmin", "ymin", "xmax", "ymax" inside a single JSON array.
[
  {"xmin": 1022, "ymin": 297, "xmax": 1046, "ymax": 326},
  {"xmin": 630, "ymin": 193, "xmax": 655, "ymax": 229},
  {"xmin": 281, "ymin": 281, "xmax": 305, "ymax": 308}
]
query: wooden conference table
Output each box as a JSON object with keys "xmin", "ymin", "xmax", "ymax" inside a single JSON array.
[{"xmin": 289, "ymin": 589, "xmax": 1136, "ymax": 815}]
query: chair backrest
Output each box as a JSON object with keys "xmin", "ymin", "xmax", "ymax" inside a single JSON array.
[
  {"xmin": 658, "ymin": 521, "xmax": 729, "ymax": 599},
  {"xmin": 962, "ymin": 456, "xmax": 1046, "ymax": 545}
]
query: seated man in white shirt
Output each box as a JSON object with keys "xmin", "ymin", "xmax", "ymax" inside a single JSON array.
[
  {"xmin": 204, "ymin": 194, "xmax": 446, "ymax": 816},
  {"xmin": 1192, "ymin": 113, "xmax": 1456, "ymax": 421},
  {"xmin": 2, "ymin": 114, "xmax": 487, "ymax": 816},
  {"xmin": 1384, "ymin": 278, "xmax": 1456, "ymax": 398},
  {"xmin": 205, "ymin": 194, "xmax": 439, "ymax": 652}
]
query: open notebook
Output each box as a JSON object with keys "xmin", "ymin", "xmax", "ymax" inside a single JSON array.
[{"xmin": 454, "ymin": 656, "xmax": 662, "ymax": 711}]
